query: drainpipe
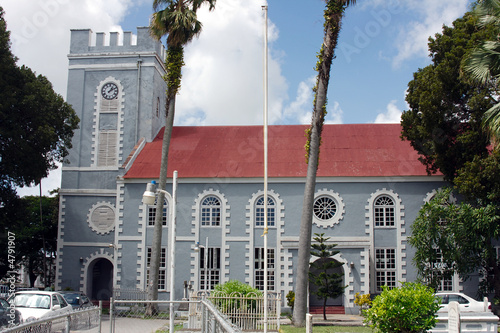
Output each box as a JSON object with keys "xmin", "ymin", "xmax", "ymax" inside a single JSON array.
[{"xmin": 135, "ymin": 56, "xmax": 142, "ymax": 143}]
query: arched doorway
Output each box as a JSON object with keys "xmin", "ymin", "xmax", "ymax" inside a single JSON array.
[
  {"xmin": 87, "ymin": 258, "xmax": 113, "ymax": 301},
  {"xmin": 309, "ymin": 257, "xmax": 344, "ymax": 309}
]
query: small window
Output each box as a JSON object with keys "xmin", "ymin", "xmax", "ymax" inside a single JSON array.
[
  {"xmin": 147, "ymin": 248, "xmax": 167, "ymax": 290},
  {"xmin": 255, "ymin": 196, "xmax": 275, "ymax": 227},
  {"xmin": 201, "ymin": 196, "xmax": 221, "ymax": 226},
  {"xmin": 374, "ymin": 195, "xmax": 395, "ymax": 227},
  {"xmin": 148, "ymin": 201, "xmax": 168, "ymax": 226}
]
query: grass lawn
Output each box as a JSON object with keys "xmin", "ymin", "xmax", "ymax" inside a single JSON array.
[{"xmin": 280, "ymin": 325, "xmax": 372, "ymax": 333}]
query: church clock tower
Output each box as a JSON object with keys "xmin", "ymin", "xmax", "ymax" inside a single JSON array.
[{"xmin": 55, "ymin": 28, "xmax": 167, "ymax": 300}]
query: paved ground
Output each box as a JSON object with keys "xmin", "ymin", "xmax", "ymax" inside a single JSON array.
[
  {"xmin": 90, "ymin": 313, "xmax": 365, "ymax": 333},
  {"xmin": 282, "ymin": 313, "xmax": 365, "ymax": 327},
  {"xmin": 100, "ymin": 315, "xmax": 170, "ymax": 333}
]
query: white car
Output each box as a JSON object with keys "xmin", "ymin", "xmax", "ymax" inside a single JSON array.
[
  {"xmin": 435, "ymin": 292, "xmax": 491, "ymax": 313},
  {"xmin": 8, "ymin": 291, "xmax": 72, "ymax": 323}
]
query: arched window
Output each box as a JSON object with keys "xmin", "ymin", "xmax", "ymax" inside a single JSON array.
[
  {"xmin": 201, "ymin": 196, "xmax": 221, "ymax": 226},
  {"xmin": 255, "ymin": 196, "xmax": 275, "ymax": 227},
  {"xmin": 374, "ymin": 195, "xmax": 395, "ymax": 227}
]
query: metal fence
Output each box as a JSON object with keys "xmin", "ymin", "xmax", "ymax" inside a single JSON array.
[
  {"xmin": 110, "ymin": 298, "xmax": 242, "ymax": 333},
  {"xmin": 2, "ymin": 305, "xmax": 101, "ymax": 333},
  {"xmin": 191, "ymin": 292, "xmax": 281, "ymax": 332}
]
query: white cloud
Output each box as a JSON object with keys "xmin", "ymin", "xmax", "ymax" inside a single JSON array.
[
  {"xmin": 16, "ymin": 166, "xmax": 62, "ymax": 197},
  {"xmin": 392, "ymin": 0, "xmax": 470, "ymax": 67},
  {"xmin": 2, "ymin": 0, "xmax": 135, "ymax": 96},
  {"xmin": 176, "ymin": 0, "xmax": 288, "ymax": 126},
  {"xmin": 374, "ymin": 100, "xmax": 402, "ymax": 123},
  {"xmin": 3, "ymin": 0, "xmax": 136, "ymax": 196},
  {"xmin": 325, "ymin": 101, "xmax": 344, "ymax": 124},
  {"xmin": 283, "ymin": 76, "xmax": 315, "ymax": 124}
]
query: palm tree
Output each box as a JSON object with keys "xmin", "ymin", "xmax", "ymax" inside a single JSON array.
[
  {"xmin": 463, "ymin": 0, "xmax": 500, "ymax": 142},
  {"xmin": 292, "ymin": 0, "xmax": 356, "ymax": 327},
  {"xmin": 146, "ymin": 0, "xmax": 216, "ymax": 315}
]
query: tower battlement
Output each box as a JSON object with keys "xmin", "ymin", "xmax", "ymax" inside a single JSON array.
[{"xmin": 70, "ymin": 27, "xmax": 165, "ymax": 60}]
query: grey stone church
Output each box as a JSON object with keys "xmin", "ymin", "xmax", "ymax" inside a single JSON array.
[{"xmin": 55, "ymin": 28, "xmax": 477, "ymax": 314}]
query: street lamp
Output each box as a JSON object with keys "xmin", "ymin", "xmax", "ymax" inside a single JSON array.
[
  {"xmin": 194, "ymin": 237, "xmax": 209, "ymax": 296},
  {"xmin": 142, "ymin": 171, "xmax": 178, "ymax": 333}
]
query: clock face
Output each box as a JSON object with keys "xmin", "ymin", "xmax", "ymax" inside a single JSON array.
[{"xmin": 101, "ymin": 82, "xmax": 119, "ymax": 100}]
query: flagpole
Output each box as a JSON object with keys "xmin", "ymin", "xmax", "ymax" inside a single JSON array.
[{"xmin": 262, "ymin": 4, "xmax": 269, "ymax": 333}]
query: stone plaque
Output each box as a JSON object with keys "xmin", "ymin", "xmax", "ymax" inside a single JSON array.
[{"xmin": 448, "ymin": 301, "xmax": 460, "ymax": 333}]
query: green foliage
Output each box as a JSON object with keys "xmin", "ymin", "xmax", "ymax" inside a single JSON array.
[
  {"xmin": 213, "ymin": 279, "xmax": 262, "ymax": 296},
  {"xmin": 354, "ymin": 293, "xmax": 371, "ymax": 312},
  {"xmin": 409, "ymin": 188, "xmax": 499, "ymax": 294},
  {"xmin": 0, "ymin": 7, "xmax": 79, "ymax": 194},
  {"xmin": 164, "ymin": 46, "xmax": 185, "ymax": 94},
  {"xmin": 286, "ymin": 291, "xmax": 295, "ymax": 310},
  {"xmin": 309, "ymin": 233, "xmax": 346, "ymax": 320},
  {"xmin": 454, "ymin": 148, "xmax": 500, "ymax": 205},
  {"xmin": 212, "ymin": 280, "xmax": 262, "ymax": 312},
  {"xmin": 0, "ymin": 194, "xmax": 59, "ymax": 286},
  {"xmin": 364, "ymin": 282, "xmax": 441, "ymax": 333},
  {"xmin": 401, "ymin": 12, "xmax": 494, "ymax": 182}
]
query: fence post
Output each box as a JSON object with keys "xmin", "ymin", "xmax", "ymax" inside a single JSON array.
[
  {"xmin": 306, "ymin": 314, "xmax": 313, "ymax": 333},
  {"xmin": 98, "ymin": 300, "xmax": 102, "ymax": 333},
  {"xmin": 109, "ymin": 297, "xmax": 114, "ymax": 333},
  {"xmin": 200, "ymin": 302, "xmax": 207, "ymax": 333},
  {"xmin": 65, "ymin": 313, "xmax": 70, "ymax": 332}
]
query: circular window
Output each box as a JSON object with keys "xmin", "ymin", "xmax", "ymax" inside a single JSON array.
[
  {"xmin": 87, "ymin": 202, "xmax": 115, "ymax": 234},
  {"xmin": 314, "ymin": 196, "xmax": 337, "ymax": 220},
  {"xmin": 312, "ymin": 189, "xmax": 345, "ymax": 228}
]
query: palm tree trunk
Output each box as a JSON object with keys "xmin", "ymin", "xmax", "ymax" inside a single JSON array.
[
  {"xmin": 323, "ymin": 298, "xmax": 327, "ymax": 321},
  {"xmin": 146, "ymin": 46, "xmax": 182, "ymax": 316},
  {"xmin": 292, "ymin": 0, "xmax": 347, "ymax": 326}
]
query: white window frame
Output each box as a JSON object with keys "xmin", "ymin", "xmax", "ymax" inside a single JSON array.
[
  {"xmin": 254, "ymin": 247, "xmax": 275, "ymax": 291},
  {"xmin": 201, "ymin": 196, "xmax": 221, "ymax": 226},
  {"xmin": 375, "ymin": 248, "xmax": 396, "ymax": 292},
  {"xmin": 147, "ymin": 247, "xmax": 167, "ymax": 290},
  {"xmin": 374, "ymin": 195, "xmax": 395, "ymax": 227},
  {"xmin": 255, "ymin": 196, "xmax": 276, "ymax": 227}
]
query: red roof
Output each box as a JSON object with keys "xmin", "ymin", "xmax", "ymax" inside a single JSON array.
[{"xmin": 123, "ymin": 124, "xmax": 432, "ymax": 179}]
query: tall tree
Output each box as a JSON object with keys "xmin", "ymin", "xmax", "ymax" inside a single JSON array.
[
  {"xmin": 403, "ymin": 8, "xmax": 500, "ymax": 303},
  {"xmin": 463, "ymin": 0, "xmax": 500, "ymax": 142},
  {"xmin": 0, "ymin": 194, "xmax": 58, "ymax": 287},
  {"xmin": 293, "ymin": 0, "xmax": 356, "ymax": 327},
  {"xmin": 401, "ymin": 12, "xmax": 495, "ymax": 182},
  {"xmin": 147, "ymin": 0, "xmax": 216, "ymax": 313},
  {"xmin": 309, "ymin": 233, "xmax": 345, "ymax": 321},
  {"xmin": 0, "ymin": 6, "xmax": 79, "ymax": 196},
  {"xmin": 409, "ymin": 188, "xmax": 500, "ymax": 299}
]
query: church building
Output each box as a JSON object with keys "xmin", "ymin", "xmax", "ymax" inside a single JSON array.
[{"xmin": 55, "ymin": 28, "xmax": 470, "ymax": 314}]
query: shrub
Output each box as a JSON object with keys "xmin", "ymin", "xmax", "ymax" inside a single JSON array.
[
  {"xmin": 364, "ymin": 282, "xmax": 441, "ymax": 333},
  {"xmin": 354, "ymin": 292, "xmax": 371, "ymax": 313},
  {"xmin": 286, "ymin": 291, "xmax": 295, "ymax": 310},
  {"xmin": 212, "ymin": 280, "xmax": 262, "ymax": 312},
  {"xmin": 213, "ymin": 280, "xmax": 262, "ymax": 296}
]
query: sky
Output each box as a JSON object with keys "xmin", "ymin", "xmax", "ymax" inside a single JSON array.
[{"xmin": 3, "ymin": 0, "xmax": 475, "ymax": 196}]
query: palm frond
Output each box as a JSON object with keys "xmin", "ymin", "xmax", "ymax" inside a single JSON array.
[
  {"xmin": 464, "ymin": 40, "xmax": 500, "ymax": 84},
  {"xmin": 484, "ymin": 101, "xmax": 500, "ymax": 141}
]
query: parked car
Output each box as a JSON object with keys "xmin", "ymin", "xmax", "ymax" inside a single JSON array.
[
  {"xmin": 7, "ymin": 290, "xmax": 72, "ymax": 323},
  {"xmin": 0, "ymin": 298, "xmax": 21, "ymax": 328},
  {"xmin": 435, "ymin": 292, "xmax": 492, "ymax": 313},
  {"xmin": 60, "ymin": 291, "xmax": 92, "ymax": 309}
]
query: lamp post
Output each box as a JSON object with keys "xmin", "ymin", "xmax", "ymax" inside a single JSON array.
[
  {"xmin": 142, "ymin": 171, "xmax": 178, "ymax": 333},
  {"xmin": 194, "ymin": 237, "xmax": 209, "ymax": 295}
]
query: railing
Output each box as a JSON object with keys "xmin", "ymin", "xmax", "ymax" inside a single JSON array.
[
  {"xmin": 191, "ymin": 291, "xmax": 281, "ymax": 332},
  {"xmin": 110, "ymin": 298, "xmax": 241, "ymax": 333},
  {"xmin": 113, "ymin": 287, "xmax": 148, "ymax": 300},
  {"xmin": 2, "ymin": 305, "xmax": 101, "ymax": 333}
]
